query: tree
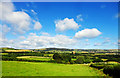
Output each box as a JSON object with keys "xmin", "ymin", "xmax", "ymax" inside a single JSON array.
[
  {"xmin": 92, "ymin": 58, "xmax": 103, "ymax": 62},
  {"xmin": 61, "ymin": 54, "xmax": 71, "ymax": 62},
  {"xmin": 84, "ymin": 59, "xmax": 91, "ymax": 63},
  {"xmin": 53, "ymin": 53, "xmax": 61, "ymax": 60},
  {"xmin": 75, "ymin": 56, "xmax": 84, "ymax": 64},
  {"xmin": 103, "ymin": 64, "xmax": 120, "ymax": 78},
  {"xmin": 53, "ymin": 53, "xmax": 71, "ymax": 63}
]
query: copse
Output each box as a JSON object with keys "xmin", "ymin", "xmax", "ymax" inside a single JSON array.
[
  {"xmin": 75, "ymin": 56, "xmax": 85, "ymax": 64},
  {"xmin": 53, "ymin": 53, "xmax": 71, "ymax": 64},
  {"xmin": 53, "ymin": 53, "xmax": 61, "ymax": 60},
  {"xmin": 103, "ymin": 64, "xmax": 120, "ymax": 78}
]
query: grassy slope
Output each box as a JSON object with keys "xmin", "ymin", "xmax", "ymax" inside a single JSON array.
[{"xmin": 2, "ymin": 61, "xmax": 104, "ymax": 76}]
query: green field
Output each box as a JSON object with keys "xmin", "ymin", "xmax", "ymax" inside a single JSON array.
[
  {"xmin": 2, "ymin": 61, "xmax": 104, "ymax": 76},
  {"xmin": 17, "ymin": 56, "xmax": 52, "ymax": 61}
]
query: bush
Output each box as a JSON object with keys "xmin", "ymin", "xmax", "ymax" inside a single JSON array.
[
  {"xmin": 75, "ymin": 56, "xmax": 84, "ymax": 64},
  {"xmin": 84, "ymin": 59, "xmax": 91, "ymax": 63},
  {"xmin": 103, "ymin": 65, "xmax": 114, "ymax": 76},
  {"xmin": 70, "ymin": 60, "xmax": 75, "ymax": 64},
  {"xmin": 53, "ymin": 53, "xmax": 61, "ymax": 60},
  {"xmin": 103, "ymin": 64, "xmax": 120, "ymax": 78},
  {"xmin": 90, "ymin": 64, "xmax": 105, "ymax": 69},
  {"xmin": 92, "ymin": 58, "xmax": 103, "ymax": 63},
  {"xmin": 53, "ymin": 53, "xmax": 71, "ymax": 64}
]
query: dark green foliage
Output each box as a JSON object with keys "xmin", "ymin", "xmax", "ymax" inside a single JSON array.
[
  {"xmin": 75, "ymin": 56, "xmax": 84, "ymax": 64},
  {"xmin": 2, "ymin": 49, "xmax": 5, "ymax": 52},
  {"xmin": 107, "ymin": 58, "xmax": 120, "ymax": 63},
  {"xmin": 103, "ymin": 64, "xmax": 120, "ymax": 78},
  {"xmin": 103, "ymin": 65, "xmax": 114, "ymax": 76},
  {"xmin": 90, "ymin": 64, "xmax": 105, "ymax": 69},
  {"xmin": 84, "ymin": 59, "xmax": 91, "ymax": 63},
  {"xmin": 92, "ymin": 58, "xmax": 103, "ymax": 62},
  {"xmin": 94, "ymin": 55, "xmax": 120, "ymax": 62},
  {"xmin": 84, "ymin": 55, "xmax": 90, "ymax": 59},
  {"xmin": 70, "ymin": 60, "xmax": 75, "ymax": 64},
  {"xmin": 61, "ymin": 54, "xmax": 71, "ymax": 62},
  {"xmin": 53, "ymin": 53, "xmax": 71, "ymax": 63},
  {"xmin": 2, "ymin": 52, "xmax": 49, "ymax": 62},
  {"xmin": 53, "ymin": 53, "xmax": 61, "ymax": 60}
]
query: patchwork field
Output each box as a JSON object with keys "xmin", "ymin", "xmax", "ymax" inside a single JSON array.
[{"xmin": 2, "ymin": 61, "xmax": 104, "ymax": 76}]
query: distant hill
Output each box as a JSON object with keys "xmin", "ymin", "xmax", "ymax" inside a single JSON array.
[{"xmin": 0, "ymin": 47, "xmax": 119, "ymax": 53}]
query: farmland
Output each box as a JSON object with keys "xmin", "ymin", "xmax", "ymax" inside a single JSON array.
[
  {"xmin": 1, "ymin": 47, "xmax": 120, "ymax": 77},
  {"xmin": 2, "ymin": 61, "xmax": 104, "ymax": 76}
]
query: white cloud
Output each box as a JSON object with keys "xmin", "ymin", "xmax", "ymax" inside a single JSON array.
[
  {"xmin": 21, "ymin": 34, "xmax": 77, "ymax": 48},
  {"xmin": 1, "ymin": 33, "xmax": 77, "ymax": 49},
  {"xmin": 29, "ymin": 33, "xmax": 37, "ymax": 36},
  {"xmin": 41, "ymin": 32, "xmax": 50, "ymax": 36},
  {"xmin": 0, "ymin": 1, "xmax": 31, "ymax": 34},
  {"xmin": 55, "ymin": 18, "xmax": 80, "ymax": 32},
  {"xmin": 0, "ymin": 2, "xmax": 14, "ymax": 20},
  {"xmin": 0, "ymin": 24, "xmax": 11, "ymax": 39},
  {"xmin": 31, "ymin": 9, "xmax": 37, "ymax": 15},
  {"xmin": 34, "ymin": 21, "xmax": 42, "ymax": 30},
  {"xmin": 76, "ymin": 14, "xmax": 83, "ymax": 22},
  {"xmin": 19, "ymin": 36, "xmax": 26, "ymax": 40},
  {"xmin": 75, "ymin": 28, "xmax": 102, "ymax": 39},
  {"xmin": 0, "ymin": 24, "xmax": 11, "ymax": 34},
  {"xmin": 94, "ymin": 43, "xmax": 102, "ymax": 46},
  {"xmin": 5, "ymin": 12, "xmax": 31, "ymax": 33}
]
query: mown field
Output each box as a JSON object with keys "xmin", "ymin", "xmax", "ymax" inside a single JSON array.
[{"xmin": 2, "ymin": 61, "xmax": 104, "ymax": 76}]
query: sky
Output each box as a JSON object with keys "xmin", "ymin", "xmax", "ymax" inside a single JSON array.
[{"xmin": 0, "ymin": 2, "xmax": 119, "ymax": 49}]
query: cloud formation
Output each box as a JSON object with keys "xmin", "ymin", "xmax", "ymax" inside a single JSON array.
[
  {"xmin": 76, "ymin": 14, "xmax": 83, "ymax": 22},
  {"xmin": 41, "ymin": 32, "xmax": 50, "ymax": 36},
  {"xmin": 0, "ymin": 2, "xmax": 31, "ymax": 34},
  {"xmin": 1, "ymin": 33, "xmax": 77, "ymax": 49},
  {"xmin": 19, "ymin": 34, "xmax": 77, "ymax": 48},
  {"xmin": 75, "ymin": 28, "xmax": 102, "ymax": 39},
  {"xmin": 34, "ymin": 21, "xmax": 42, "ymax": 30},
  {"xmin": 55, "ymin": 18, "xmax": 80, "ymax": 32}
]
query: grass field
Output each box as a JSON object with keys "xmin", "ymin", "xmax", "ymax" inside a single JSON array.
[
  {"xmin": 2, "ymin": 61, "xmax": 104, "ymax": 76},
  {"xmin": 17, "ymin": 56, "xmax": 52, "ymax": 61}
]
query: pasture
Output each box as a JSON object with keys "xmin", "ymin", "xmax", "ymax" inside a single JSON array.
[
  {"xmin": 2, "ymin": 61, "xmax": 104, "ymax": 76},
  {"xmin": 17, "ymin": 56, "xmax": 52, "ymax": 61}
]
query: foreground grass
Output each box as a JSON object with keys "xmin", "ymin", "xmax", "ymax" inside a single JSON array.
[{"xmin": 2, "ymin": 61, "xmax": 104, "ymax": 76}]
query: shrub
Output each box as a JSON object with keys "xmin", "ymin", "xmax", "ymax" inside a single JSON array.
[
  {"xmin": 103, "ymin": 65, "xmax": 114, "ymax": 76},
  {"xmin": 53, "ymin": 53, "xmax": 61, "ymax": 60},
  {"xmin": 92, "ymin": 58, "xmax": 103, "ymax": 63},
  {"xmin": 70, "ymin": 60, "xmax": 75, "ymax": 64},
  {"xmin": 90, "ymin": 64, "xmax": 105, "ymax": 69},
  {"xmin": 103, "ymin": 64, "xmax": 120, "ymax": 78},
  {"xmin": 84, "ymin": 59, "xmax": 91, "ymax": 63},
  {"xmin": 53, "ymin": 53, "xmax": 71, "ymax": 64},
  {"xmin": 75, "ymin": 56, "xmax": 84, "ymax": 64}
]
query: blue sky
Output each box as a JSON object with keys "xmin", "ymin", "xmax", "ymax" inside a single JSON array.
[{"xmin": 0, "ymin": 2, "xmax": 118, "ymax": 49}]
